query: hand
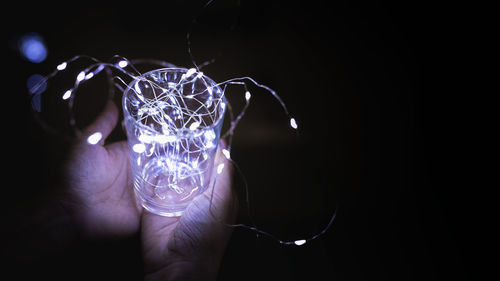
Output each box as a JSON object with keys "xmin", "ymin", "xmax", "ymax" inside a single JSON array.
[
  {"xmin": 141, "ymin": 143, "xmax": 236, "ymax": 281},
  {"xmin": 63, "ymin": 100, "xmax": 142, "ymax": 237}
]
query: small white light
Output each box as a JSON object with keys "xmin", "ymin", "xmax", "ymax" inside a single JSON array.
[
  {"xmin": 118, "ymin": 60, "xmax": 128, "ymax": 68},
  {"xmin": 154, "ymin": 134, "xmax": 177, "ymax": 144},
  {"xmin": 294, "ymin": 239, "xmax": 306, "ymax": 246},
  {"xmin": 155, "ymin": 135, "xmax": 168, "ymax": 144},
  {"xmin": 185, "ymin": 95, "xmax": 194, "ymax": 99},
  {"xmin": 87, "ymin": 132, "xmax": 102, "ymax": 145},
  {"xmin": 245, "ymin": 91, "xmax": 251, "ymax": 101},
  {"xmin": 162, "ymin": 125, "xmax": 170, "ymax": 135},
  {"xmin": 138, "ymin": 134, "xmax": 154, "ymax": 143},
  {"xmin": 62, "ymin": 90, "xmax": 72, "ymax": 100},
  {"xmin": 165, "ymin": 135, "xmax": 177, "ymax": 142},
  {"xmin": 85, "ymin": 72, "xmax": 94, "ymax": 80},
  {"xmin": 192, "ymin": 159, "xmax": 198, "ymax": 168},
  {"xmin": 132, "ymin": 143, "xmax": 146, "ymax": 153},
  {"xmin": 196, "ymin": 71, "xmax": 204, "ymax": 78},
  {"xmin": 189, "ymin": 121, "xmax": 200, "ymax": 131},
  {"xmin": 76, "ymin": 71, "xmax": 86, "ymax": 82},
  {"xmin": 134, "ymin": 81, "xmax": 142, "ymax": 94},
  {"xmin": 217, "ymin": 163, "xmax": 225, "ymax": 174},
  {"xmin": 186, "ymin": 68, "xmax": 197, "ymax": 78},
  {"xmin": 204, "ymin": 130, "xmax": 215, "ymax": 140},
  {"xmin": 222, "ymin": 149, "xmax": 231, "ymax": 159},
  {"xmin": 290, "ymin": 118, "xmax": 298, "ymax": 129},
  {"xmin": 57, "ymin": 62, "xmax": 67, "ymax": 71},
  {"xmin": 205, "ymin": 141, "xmax": 214, "ymax": 148}
]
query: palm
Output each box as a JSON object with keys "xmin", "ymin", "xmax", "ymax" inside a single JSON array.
[
  {"xmin": 64, "ymin": 101, "xmax": 142, "ymax": 237},
  {"xmin": 141, "ymin": 146, "xmax": 235, "ymax": 281}
]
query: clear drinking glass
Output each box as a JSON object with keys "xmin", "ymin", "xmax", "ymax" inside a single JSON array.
[{"xmin": 123, "ymin": 68, "xmax": 226, "ymax": 216}]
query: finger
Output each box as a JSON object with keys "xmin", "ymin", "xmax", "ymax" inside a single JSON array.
[
  {"xmin": 140, "ymin": 140, "xmax": 235, "ymax": 276},
  {"xmin": 203, "ymin": 139, "xmax": 236, "ymax": 223},
  {"xmin": 82, "ymin": 100, "xmax": 118, "ymax": 144},
  {"xmin": 141, "ymin": 211, "xmax": 180, "ymax": 273}
]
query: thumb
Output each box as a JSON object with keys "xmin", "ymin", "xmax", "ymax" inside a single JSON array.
[{"xmin": 81, "ymin": 100, "xmax": 118, "ymax": 145}]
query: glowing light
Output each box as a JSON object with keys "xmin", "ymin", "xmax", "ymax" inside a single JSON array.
[
  {"xmin": 118, "ymin": 60, "xmax": 128, "ymax": 68},
  {"xmin": 154, "ymin": 134, "xmax": 176, "ymax": 144},
  {"xmin": 34, "ymin": 57, "xmax": 334, "ymax": 246},
  {"xmin": 133, "ymin": 143, "xmax": 146, "ymax": 153},
  {"xmin": 138, "ymin": 134, "xmax": 154, "ymax": 143},
  {"xmin": 205, "ymin": 141, "xmax": 215, "ymax": 148},
  {"xmin": 19, "ymin": 33, "xmax": 47, "ymax": 63},
  {"xmin": 189, "ymin": 121, "xmax": 200, "ymax": 131},
  {"xmin": 222, "ymin": 149, "xmax": 231, "ymax": 159},
  {"xmin": 217, "ymin": 163, "xmax": 225, "ymax": 174},
  {"xmin": 87, "ymin": 132, "xmax": 102, "ymax": 145},
  {"xmin": 57, "ymin": 62, "xmax": 67, "ymax": 70},
  {"xmin": 134, "ymin": 81, "xmax": 142, "ymax": 94},
  {"xmin": 76, "ymin": 71, "xmax": 86, "ymax": 82},
  {"xmin": 85, "ymin": 72, "xmax": 94, "ymax": 80},
  {"xmin": 186, "ymin": 68, "xmax": 197, "ymax": 78},
  {"xmin": 290, "ymin": 118, "xmax": 298, "ymax": 129},
  {"xmin": 62, "ymin": 90, "xmax": 72, "ymax": 100},
  {"xmin": 165, "ymin": 135, "xmax": 177, "ymax": 142},
  {"xmin": 204, "ymin": 130, "xmax": 215, "ymax": 140},
  {"xmin": 294, "ymin": 239, "xmax": 306, "ymax": 246}
]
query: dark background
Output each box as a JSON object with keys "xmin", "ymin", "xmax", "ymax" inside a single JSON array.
[{"xmin": 2, "ymin": 0, "xmax": 478, "ymax": 280}]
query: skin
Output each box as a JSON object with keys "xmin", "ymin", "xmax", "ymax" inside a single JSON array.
[{"xmin": 63, "ymin": 100, "xmax": 236, "ymax": 280}]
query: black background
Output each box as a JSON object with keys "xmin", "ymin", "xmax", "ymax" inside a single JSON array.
[{"xmin": 2, "ymin": 0, "xmax": 479, "ymax": 280}]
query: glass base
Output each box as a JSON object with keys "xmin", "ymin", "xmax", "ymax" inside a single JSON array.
[
  {"xmin": 133, "ymin": 156, "xmax": 208, "ymax": 217},
  {"xmin": 135, "ymin": 189, "xmax": 186, "ymax": 217}
]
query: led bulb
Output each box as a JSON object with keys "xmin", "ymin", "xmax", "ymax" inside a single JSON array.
[
  {"xmin": 87, "ymin": 132, "xmax": 102, "ymax": 145},
  {"xmin": 118, "ymin": 60, "xmax": 128, "ymax": 68},
  {"xmin": 185, "ymin": 68, "xmax": 197, "ymax": 78},
  {"xmin": 290, "ymin": 118, "xmax": 298, "ymax": 129},
  {"xmin": 189, "ymin": 121, "xmax": 200, "ymax": 131},
  {"xmin": 76, "ymin": 71, "xmax": 86, "ymax": 82},
  {"xmin": 62, "ymin": 90, "xmax": 72, "ymax": 100},
  {"xmin": 222, "ymin": 149, "xmax": 231, "ymax": 159},
  {"xmin": 294, "ymin": 239, "xmax": 306, "ymax": 246},
  {"xmin": 217, "ymin": 163, "xmax": 225, "ymax": 174},
  {"xmin": 57, "ymin": 62, "xmax": 67, "ymax": 71},
  {"xmin": 132, "ymin": 143, "xmax": 146, "ymax": 153},
  {"xmin": 85, "ymin": 72, "xmax": 94, "ymax": 80}
]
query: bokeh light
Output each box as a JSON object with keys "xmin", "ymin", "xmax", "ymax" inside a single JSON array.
[{"xmin": 18, "ymin": 33, "xmax": 47, "ymax": 63}]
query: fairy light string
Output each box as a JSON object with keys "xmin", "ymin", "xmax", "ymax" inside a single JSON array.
[{"xmin": 30, "ymin": 55, "xmax": 336, "ymax": 246}]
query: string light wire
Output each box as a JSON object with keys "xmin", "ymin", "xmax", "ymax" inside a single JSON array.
[{"xmin": 30, "ymin": 53, "xmax": 337, "ymax": 246}]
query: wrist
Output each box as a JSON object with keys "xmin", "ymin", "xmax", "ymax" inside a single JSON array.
[{"xmin": 144, "ymin": 259, "xmax": 220, "ymax": 281}]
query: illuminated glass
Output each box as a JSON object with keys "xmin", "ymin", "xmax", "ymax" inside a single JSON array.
[{"xmin": 123, "ymin": 68, "xmax": 226, "ymax": 216}]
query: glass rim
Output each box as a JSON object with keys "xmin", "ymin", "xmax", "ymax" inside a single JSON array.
[{"xmin": 122, "ymin": 67, "xmax": 227, "ymax": 135}]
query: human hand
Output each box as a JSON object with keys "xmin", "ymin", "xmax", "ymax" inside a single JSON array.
[
  {"xmin": 141, "ymin": 143, "xmax": 236, "ymax": 281},
  {"xmin": 63, "ymin": 100, "xmax": 142, "ymax": 237}
]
